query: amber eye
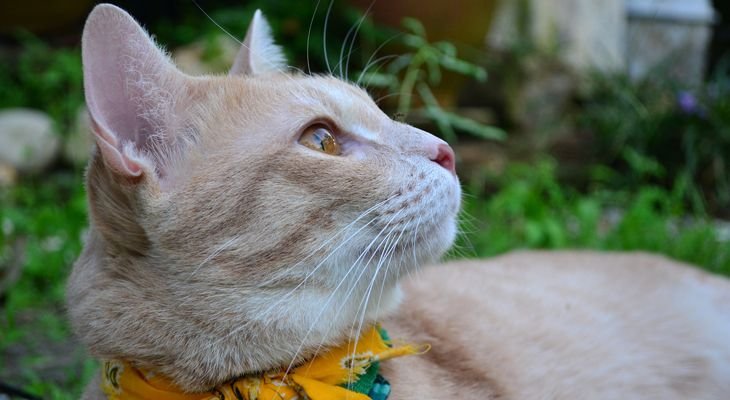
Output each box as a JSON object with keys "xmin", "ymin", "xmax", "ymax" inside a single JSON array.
[{"xmin": 299, "ymin": 125, "xmax": 341, "ymax": 155}]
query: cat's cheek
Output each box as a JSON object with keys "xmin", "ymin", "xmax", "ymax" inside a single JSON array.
[
  {"xmin": 340, "ymin": 140, "xmax": 370, "ymax": 161},
  {"xmin": 348, "ymin": 148, "xmax": 370, "ymax": 161}
]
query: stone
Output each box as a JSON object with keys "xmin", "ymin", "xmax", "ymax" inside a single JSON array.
[
  {"xmin": 0, "ymin": 163, "xmax": 16, "ymax": 187},
  {"xmin": 626, "ymin": 0, "xmax": 716, "ymax": 86},
  {"xmin": 488, "ymin": 0, "xmax": 626, "ymax": 73},
  {"xmin": 63, "ymin": 106, "xmax": 95, "ymax": 166},
  {"xmin": 0, "ymin": 108, "xmax": 60, "ymax": 173}
]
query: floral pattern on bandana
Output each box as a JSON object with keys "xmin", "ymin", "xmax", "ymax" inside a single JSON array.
[{"xmin": 101, "ymin": 326, "xmax": 426, "ymax": 400}]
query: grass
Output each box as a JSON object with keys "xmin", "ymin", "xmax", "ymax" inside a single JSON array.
[
  {"xmin": 1, "ymin": 170, "xmax": 93, "ymax": 400},
  {"xmin": 453, "ymin": 161, "xmax": 730, "ymax": 275}
]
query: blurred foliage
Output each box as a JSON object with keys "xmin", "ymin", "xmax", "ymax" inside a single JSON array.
[
  {"xmin": 0, "ymin": 2, "xmax": 500, "ymax": 144},
  {"xmin": 358, "ymin": 18, "xmax": 504, "ymax": 142},
  {"xmin": 455, "ymin": 160, "xmax": 729, "ymax": 275},
  {"xmin": 1, "ymin": 171, "xmax": 91, "ymax": 400},
  {"xmin": 1, "ymin": 2, "xmax": 730, "ymax": 398},
  {"xmin": 0, "ymin": 172, "xmax": 86, "ymax": 310},
  {"xmin": 580, "ymin": 63, "xmax": 730, "ymax": 216},
  {"xmin": 0, "ymin": 34, "xmax": 83, "ymax": 135},
  {"xmin": 153, "ymin": 1, "xmax": 390, "ymax": 75}
]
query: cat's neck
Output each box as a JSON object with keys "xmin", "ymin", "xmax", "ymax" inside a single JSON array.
[{"xmin": 68, "ymin": 227, "xmax": 403, "ymax": 392}]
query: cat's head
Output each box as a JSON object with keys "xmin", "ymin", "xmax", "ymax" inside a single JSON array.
[{"xmin": 67, "ymin": 4, "xmax": 460, "ymax": 391}]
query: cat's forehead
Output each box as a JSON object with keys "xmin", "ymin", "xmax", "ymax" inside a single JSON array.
[{"xmin": 268, "ymin": 75, "xmax": 384, "ymax": 126}]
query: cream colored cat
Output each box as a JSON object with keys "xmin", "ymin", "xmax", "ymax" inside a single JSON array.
[{"xmin": 68, "ymin": 4, "xmax": 730, "ymax": 400}]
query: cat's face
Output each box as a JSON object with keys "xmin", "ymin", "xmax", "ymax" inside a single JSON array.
[
  {"xmin": 67, "ymin": 4, "xmax": 460, "ymax": 390},
  {"xmin": 163, "ymin": 73, "xmax": 460, "ymax": 284}
]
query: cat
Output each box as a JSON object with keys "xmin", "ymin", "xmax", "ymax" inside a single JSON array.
[{"xmin": 67, "ymin": 4, "xmax": 730, "ymax": 399}]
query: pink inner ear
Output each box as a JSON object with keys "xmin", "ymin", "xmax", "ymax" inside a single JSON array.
[
  {"xmin": 82, "ymin": 4, "xmax": 184, "ymax": 179},
  {"xmin": 89, "ymin": 118, "xmax": 143, "ymax": 177}
]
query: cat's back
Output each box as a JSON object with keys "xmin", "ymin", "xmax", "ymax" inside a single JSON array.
[{"xmin": 383, "ymin": 251, "xmax": 730, "ymax": 399}]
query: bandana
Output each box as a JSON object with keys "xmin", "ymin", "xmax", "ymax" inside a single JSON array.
[{"xmin": 101, "ymin": 326, "xmax": 425, "ymax": 400}]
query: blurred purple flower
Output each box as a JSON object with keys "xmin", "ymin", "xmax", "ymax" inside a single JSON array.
[{"xmin": 676, "ymin": 90, "xmax": 706, "ymax": 118}]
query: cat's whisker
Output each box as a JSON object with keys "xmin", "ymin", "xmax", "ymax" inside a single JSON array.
[
  {"xmin": 189, "ymin": 195, "xmax": 392, "ymax": 285},
  {"xmin": 407, "ymin": 215, "xmax": 423, "ymax": 283},
  {"xmin": 455, "ymin": 210, "xmax": 479, "ymax": 258},
  {"xmin": 342, "ymin": 228, "xmax": 397, "ymax": 385},
  {"xmin": 306, "ymin": 0, "xmax": 322, "ymax": 75},
  {"xmin": 303, "ymin": 222, "xmax": 398, "ymax": 379},
  {"xmin": 322, "ymin": 0, "xmax": 336, "ymax": 75},
  {"xmin": 347, "ymin": 218, "xmax": 403, "ymax": 349},
  {"xmin": 358, "ymin": 54, "xmax": 400, "ymax": 89},
  {"xmin": 338, "ymin": 228, "xmax": 396, "ymax": 335},
  {"xmin": 251, "ymin": 202, "xmax": 397, "ymax": 322},
  {"xmin": 335, "ymin": 6, "xmax": 367, "ymax": 79},
  {"xmin": 347, "ymin": 224, "xmax": 399, "ymax": 331},
  {"xmin": 344, "ymin": 0, "xmax": 376, "ymax": 82},
  {"xmin": 259, "ymin": 195, "xmax": 396, "ymax": 288},
  {"xmin": 356, "ymin": 34, "xmax": 402, "ymax": 87},
  {"xmin": 193, "ymin": 0, "xmax": 311, "ymax": 95},
  {"xmin": 350, "ymin": 241, "xmax": 403, "ymax": 388},
  {"xmin": 373, "ymin": 225, "xmax": 408, "ymax": 322},
  {"xmin": 221, "ymin": 197, "xmax": 397, "ymax": 354},
  {"xmin": 375, "ymin": 92, "xmax": 401, "ymax": 106},
  {"xmin": 191, "ymin": 0, "xmax": 241, "ymax": 45},
  {"xmin": 209, "ymin": 209, "xmax": 380, "ymax": 351},
  {"xmin": 346, "ymin": 225, "xmax": 403, "ymax": 385},
  {"xmin": 194, "ymin": 7, "xmax": 313, "ymax": 102},
  {"xmin": 419, "ymin": 217, "xmax": 439, "ymax": 281},
  {"xmin": 330, "ymin": 212, "xmax": 402, "ymax": 332},
  {"xmin": 455, "ymin": 217, "xmax": 479, "ymax": 236},
  {"xmin": 283, "ymin": 208, "xmax": 404, "ymax": 381}
]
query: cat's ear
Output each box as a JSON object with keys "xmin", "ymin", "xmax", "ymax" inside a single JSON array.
[
  {"xmin": 82, "ymin": 4, "xmax": 186, "ymax": 179},
  {"xmin": 229, "ymin": 10, "xmax": 287, "ymax": 76}
]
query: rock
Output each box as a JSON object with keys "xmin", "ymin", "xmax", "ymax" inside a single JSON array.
[
  {"xmin": 63, "ymin": 106, "xmax": 95, "ymax": 166},
  {"xmin": 488, "ymin": 0, "xmax": 626, "ymax": 73},
  {"xmin": 507, "ymin": 57, "xmax": 577, "ymax": 133},
  {"xmin": 626, "ymin": 0, "xmax": 716, "ymax": 86},
  {"xmin": 0, "ymin": 108, "xmax": 60, "ymax": 173},
  {"xmin": 0, "ymin": 163, "xmax": 16, "ymax": 187}
]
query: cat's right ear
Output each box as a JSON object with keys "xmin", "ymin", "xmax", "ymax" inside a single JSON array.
[
  {"xmin": 229, "ymin": 10, "xmax": 287, "ymax": 76},
  {"xmin": 82, "ymin": 4, "xmax": 186, "ymax": 179}
]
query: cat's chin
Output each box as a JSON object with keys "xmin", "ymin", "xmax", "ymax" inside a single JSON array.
[{"xmin": 419, "ymin": 209, "xmax": 459, "ymax": 263}]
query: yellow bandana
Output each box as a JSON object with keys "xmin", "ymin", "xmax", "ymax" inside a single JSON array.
[{"xmin": 101, "ymin": 326, "xmax": 425, "ymax": 400}]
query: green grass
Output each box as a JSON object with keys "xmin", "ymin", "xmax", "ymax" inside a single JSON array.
[
  {"xmin": 453, "ymin": 161, "xmax": 730, "ymax": 275},
  {"xmin": 1, "ymin": 170, "xmax": 92, "ymax": 400}
]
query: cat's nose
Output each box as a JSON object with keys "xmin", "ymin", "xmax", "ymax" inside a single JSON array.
[{"xmin": 430, "ymin": 143, "xmax": 456, "ymax": 175}]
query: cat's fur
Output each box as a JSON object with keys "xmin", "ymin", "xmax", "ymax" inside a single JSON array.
[{"xmin": 68, "ymin": 4, "xmax": 730, "ymax": 399}]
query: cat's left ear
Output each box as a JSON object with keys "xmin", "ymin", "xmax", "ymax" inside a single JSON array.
[{"xmin": 229, "ymin": 10, "xmax": 287, "ymax": 76}]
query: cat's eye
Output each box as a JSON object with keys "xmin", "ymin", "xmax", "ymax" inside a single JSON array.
[{"xmin": 299, "ymin": 125, "xmax": 341, "ymax": 155}]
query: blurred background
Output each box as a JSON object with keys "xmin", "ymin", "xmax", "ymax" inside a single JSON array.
[{"xmin": 0, "ymin": 0, "xmax": 729, "ymax": 397}]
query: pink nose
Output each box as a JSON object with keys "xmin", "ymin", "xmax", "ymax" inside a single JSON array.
[{"xmin": 431, "ymin": 143, "xmax": 456, "ymax": 175}]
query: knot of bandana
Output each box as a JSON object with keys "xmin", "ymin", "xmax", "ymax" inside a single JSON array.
[{"xmin": 101, "ymin": 326, "xmax": 427, "ymax": 400}]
